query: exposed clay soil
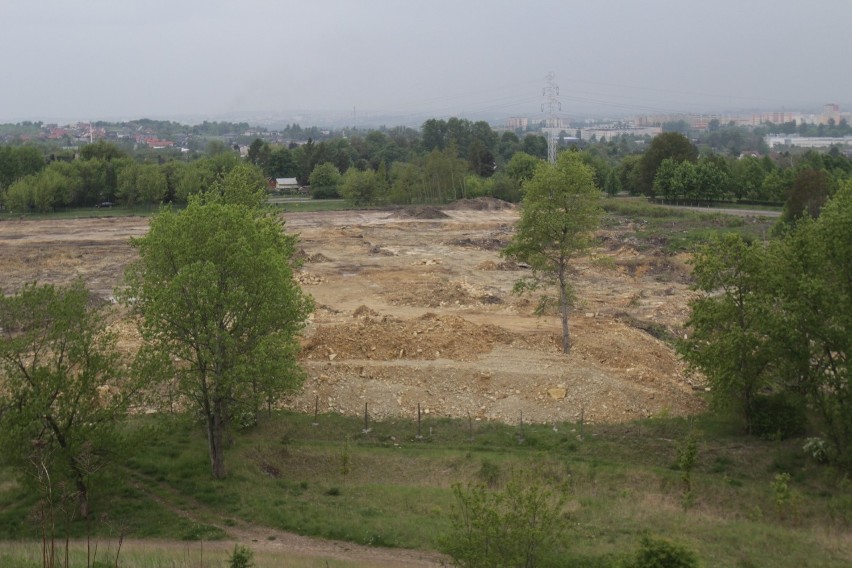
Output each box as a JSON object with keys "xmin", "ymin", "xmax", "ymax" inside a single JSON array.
[{"xmin": 0, "ymin": 198, "xmax": 705, "ymax": 426}]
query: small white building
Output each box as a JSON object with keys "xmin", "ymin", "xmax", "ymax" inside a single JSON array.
[{"xmin": 275, "ymin": 178, "xmax": 299, "ymax": 192}]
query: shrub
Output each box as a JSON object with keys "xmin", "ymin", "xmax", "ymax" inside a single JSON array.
[
  {"xmin": 228, "ymin": 544, "xmax": 255, "ymax": 568},
  {"xmin": 477, "ymin": 459, "xmax": 501, "ymax": 488},
  {"xmin": 630, "ymin": 536, "xmax": 698, "ymax": 568},
  {"xmin": 751, "ymin": 393, "xmax": 807, "ymax": 440},
  {"xmin": 440, "ymin": 470, "xmax": 568, "ymax": 567}
]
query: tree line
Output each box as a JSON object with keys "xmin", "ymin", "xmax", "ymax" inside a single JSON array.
[{"xmin": 1, "ymin": 121, "xmax": 851, "ymax": 222}]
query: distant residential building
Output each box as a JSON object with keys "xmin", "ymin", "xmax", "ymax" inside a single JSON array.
[
  {"xmin": 636, "ymin": 111, "xmax": 804, "ymax": 128},
  {"xmin": 822, "ymin": 103, "xmax": 841, "ymax": 125},
  {"xmin": 136, "ymin": 135, "xmax": 174, "ymax": 148},
  {"xmin": 506, "ymin": 117, "xmax": 529, "ymax": 130},
  {"xmin": 580, "ymin": 126, "xmax": 662, "ymax": 142},
  {"xmin": 765, "ymin": 135, "xmax": 852, "ymax": 148}
]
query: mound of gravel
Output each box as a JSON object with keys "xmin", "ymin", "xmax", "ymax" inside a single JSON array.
[
  {"xmin": 447, "ymin": 197, "xmax": 517, "ymax": 211},
  {"xmin": 388, "ymin": 206, "xmax": 449, "ymax": 219}
]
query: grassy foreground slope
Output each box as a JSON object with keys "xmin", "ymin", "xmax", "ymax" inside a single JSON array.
[{"xmin": 1, "ymin": 411, "xmax": 849, "ymax": 567}]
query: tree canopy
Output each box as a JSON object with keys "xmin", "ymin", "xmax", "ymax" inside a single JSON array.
[
  {"xmin": 122, "ymin": 193, "xmax": 313, "ymax": 478},
  {"xmin": 680, "ymin": 182, "xmax": 851, "ymax": 461},
  {"xmin": 636, "ymin": 132, "xmax": 698, "ymax": 196},
  {"xmin": 0, "ymin": 282, "xmax": 133, "ymax": 518},
  {"xmin": 503, "ymin": 152, "xmax": 603, "ymax": 353}
]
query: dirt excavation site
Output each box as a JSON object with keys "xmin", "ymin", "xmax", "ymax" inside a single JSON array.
[{"xmin": 0, "ymin": 198, "xmax": 706, "ymax": 426}]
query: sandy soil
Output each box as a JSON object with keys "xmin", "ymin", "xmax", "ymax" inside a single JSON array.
[{"xmin": 0, "ymin": 199, "xmax": 705, "ymax": 425}]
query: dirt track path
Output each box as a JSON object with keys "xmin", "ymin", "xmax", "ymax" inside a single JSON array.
[{"xmin": 127, "ymin": 472, "xmax": 447, "ymax": 567}]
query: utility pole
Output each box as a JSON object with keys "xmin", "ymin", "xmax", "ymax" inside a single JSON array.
[{"xmin": 542, "ymin": 72, "xmax": 561, "ymax": 164}]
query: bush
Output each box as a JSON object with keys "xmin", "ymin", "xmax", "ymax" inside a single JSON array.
[
  {"xmin": 440, "ymin": 471, "xmax": 568, "ymax": 567},
  {"xmin": 228, "ymin": 544, "xmax": 255, "ymax": 568},
  {"xmin": 751, "ymin": 393, "xmax": 807, "ymax": 440},
  {"xmin": 477, "ymin": 459, "xmax": 501, "ymax": 488},
  {"xmin": 630, "ymin": 536, "xmax": 698, "ymax": 568}
]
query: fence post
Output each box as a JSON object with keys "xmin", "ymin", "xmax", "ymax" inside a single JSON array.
[
  {"xmin": 312, "ymin": 395, "xmax": 319, "ymax": 426},
  {"xmin": 362, "ymin": 402, "xmax": 371, "ymax": 434},
  {"xmin": 517, "ymin": 410, "xmax": 525, "ymax": 444}
]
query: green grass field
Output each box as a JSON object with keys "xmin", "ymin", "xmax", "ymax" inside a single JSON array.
[
  {"xmin": 1, "ymin": 411, "xmax": 848, "ymax": 567},
  {"xmin": 602, "ymin": 198, "xmax": 777, "ymax": 252}
]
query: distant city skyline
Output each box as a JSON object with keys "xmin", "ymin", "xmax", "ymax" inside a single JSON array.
[{"xmin": 1, "ymin": 1, "xmax": 850, "ymax": 126}]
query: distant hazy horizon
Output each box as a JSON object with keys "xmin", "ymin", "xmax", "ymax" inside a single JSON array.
[{"xmin": 2, "ymin": 1, "xmax": 849, "ymax": 126}]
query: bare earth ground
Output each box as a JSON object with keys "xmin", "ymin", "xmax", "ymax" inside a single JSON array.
[{"xmin": 0, "ymin": 199, "xmax": 706, "ymax": 563}]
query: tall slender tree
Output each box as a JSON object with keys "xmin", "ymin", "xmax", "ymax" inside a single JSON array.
[{"xmin": 503, "ymin": 152, "xmax": 603, "ymax": 353}]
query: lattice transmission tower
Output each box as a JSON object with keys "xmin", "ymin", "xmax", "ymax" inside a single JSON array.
[{"xmin": 542, "ymin": 72, "xmax": 561, "ymax": 164}]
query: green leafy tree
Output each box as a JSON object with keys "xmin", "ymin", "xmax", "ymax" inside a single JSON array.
[
  {"xmin": 503, "ymin": 152, "xmax": 603, "ymax": 354},
  {"xmin": 121, "ymin": 190, "xmax": 313, "ymax": 478},
  {"xmin": 603, "ymin": 166, "xmax": 622, "ymax": 196},
  {"xmin": 0, "ymin": 282, "xmax": 133, "ymax": 518},
  {"xmin": 4, "ymin": 168, "xmax": 71, "ymax": 213},
  {"xmin": 308, "ymin": 161, "xmax": 342, "ymax": 199},
  {"xmin": 772, "ymin": 183, "xmax": 851, "ymax": 461},
  {"xmin": 521, "ymin": 135, "xmax": 547, "ymax": 160},
  {"xmin": 0, "ymin": 145, "xmax": 44, "ymax": 190},
  {"xmin": 678, "ymin": 234, "xmax": 778, "ymax": 433},
  {"xmin": 489, "ymin": 172, "xmax": 523, "ymax": 203},
  {"xmin": 266, "ymin": 145, "xmax": 297, "ymax": 178},
  {"xmin": 779, "ymin": 167, "xmax": 832, "ymax": 225},
  {"xmin": 760, "ymin": 168, "xmax": 793, "ymax": 203},
  {"xmin": 246, "ymin": 138, "xmax": 270, "ymax": 171},
  {"xmin": 422, "ymin": 146, "xmax": 469, "ymax": 202},
  {"xmin": 616, "ymin": 154, "xmax": 641, "ymax": 195},
  {"xmin": 388, "ymin": 161, "xmax": 424, "ymax": 204},
  {"xmin": 504, "ymin": 152, "xmax": 541, "ymax": 186},
  {"xmin": 340, "ymin": 167, "xmax": 382, "ymax": 206},
  {"xmin": 694, "ymin": 156, "xmax": 732, "ymax": 202},
  {"xmin": 497, "ymin": 131, "xmax": 521, "ymax": 163},
  {"xmin": 212, "ymin": 162, "xmax": 268, "ymax": 208},
  {"xmin": 79, "ymin": 141, "xmax": 126, "ymax": 162},
  {"xmin": 116, "ymin": 163, "xmax": 167, "ymax": 208},
  {"xmin": 637, "ymin": 132, "xmax": 698, "ymax": 197},
  {"xmin": 652, "ymin": 158, "xmax": 682, "ymax": 202},
  {"xmin": 732, "ymin": 156, "xmax": 768, "ymax": 200},
  {"xmin": 68, "ymin": 158, "xmax": 111, "ymax": 206}
]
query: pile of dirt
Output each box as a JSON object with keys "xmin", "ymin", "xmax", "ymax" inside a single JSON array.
[
  {"xmin": 477, "ymin": 260, "xmax": 521, "ymax": 271},
  {"xmin": 386, "ymin": 277, "xmax": 505, "ymax": 308},
  {"xmin": 447, "ymin": 197, "xmax": 517, "ymax": 211},
  {"xmin": 368, "ymin": 244, "xmax": 395, "ymax": 256},
  {"xmin": 352, "ymin": 304, "xmax": 379, "ymax": 317},
  {"xmin": 302, "ymin": 312, "xmax": 518, "ymax": 362},
  {"xmin": 296, "ymin": 271, "xmax": 326, "ymax": 285},
  {"xmin": 388, "ymin": 206, "xmax": 449, "ymax": 220},
  {"xmin": 294, "ymin": 248, "xmax": 332, "ymax": 263},
  {"xmin": 448, "ymin": 236, "xmax": 508, "ymax": 250}
]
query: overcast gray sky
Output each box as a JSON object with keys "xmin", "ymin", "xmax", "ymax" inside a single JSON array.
[{"xmin": 1, "ymin": 0, "xmax": 849, "ymax": 125}]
